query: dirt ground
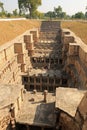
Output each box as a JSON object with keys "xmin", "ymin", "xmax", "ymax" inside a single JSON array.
[
  {"xmin": 62, "ymin": 21, "xmax": 87, "ymax": 45},
  {"xmin": 0, "ymin": 20, "xmax": 87, "ymax": 45},
  {"xmin": 0, "ymin": 20, "xmax": 41, "ymax": 45}
]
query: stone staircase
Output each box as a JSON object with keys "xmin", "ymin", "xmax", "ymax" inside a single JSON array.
[
  {"xmin": 39, "ymin": 21, "xmax": 61, "ymax": 42},
  {"xmin": 40, "ymin": 21, "xmax": 61, "ymax": 31}
]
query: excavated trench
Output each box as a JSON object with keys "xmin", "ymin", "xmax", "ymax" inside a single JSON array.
[{"xmin": 16, "ymin": 21, "xmax": 69, "ymax": 130}]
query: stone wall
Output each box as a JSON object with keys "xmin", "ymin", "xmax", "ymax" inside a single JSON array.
[
  {"xmin": 62, "ymin": 29, "xmax": 87, "ymax": 89},
  {"xmin": 0, "ymin": 21, "xmax": 87, "ymax": 130},
  {"xmin": 0, "ymin": 84, "xmax": 24, "ymax": 130},
  {"xmin": 0, "ymin": 114, "xmax": 11, "ymax": 130},
  {"xmin": 0, "ymin": 28, "xmax": 39, "ymax": 84},
  {"xmin": 0, "ymin": 28, "xmax": 39, "ymax": 130},
  {"xmin": 57, "ymin": 112, "xmax": 80, "ymax": 130},
  {"xmin": 56, "ymin": 92, "xmax": 87, "ymax": 130},
  {"xmin": 0, "ymin": 43, "xmax": 20, "ymax": 84}
]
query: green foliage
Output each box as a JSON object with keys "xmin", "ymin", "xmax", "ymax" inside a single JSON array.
[
  {"xmin": 45, "ymin": 6, "xmax": 67, "ymax": 19},
  {"xmin": 26, "ymin": 10, "xmax": 44, "ymax": 19},
  {"xmin": 0, "ymin": 1, "xmax": 5, "ymax": 17},
  {"xmin": 13, "ymin": 9, "xmax": 18, "ymax": 16},
  {"xmin": 45, "ymin": 5, "xmax": 87, "ymax": 20},
  {"xmin": 0, "ymin": 1, "xmax": 4, "ymax": 12},
  {"xmin": 85, "ymin": 12, "xmax": 87, "ymax": 19},
  {"xmin": 72, "ymin": 12, "xmax": 85, "ymax": 19},
  {"xmin": 34, "ymin": 10, "xmax": 44, "ymax": 19},
  {"xmin": 54, "ymin": 6, "xmax": 62, "ymax": 17},
  {"xmin": 45, "ymin": 11, "xmax": 56, "ymax": 18},
  {"xmin": 6, "ymin": 13, "xmax": 12, "ymax": 18},
  {"xmin": 18, "ymin": 0, "xmax": 41, "ymax": 18}
]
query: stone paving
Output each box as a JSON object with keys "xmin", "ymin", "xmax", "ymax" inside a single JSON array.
[{"xmin": 16, "ymin": 92, "xmax": 56, "ymax": 127}]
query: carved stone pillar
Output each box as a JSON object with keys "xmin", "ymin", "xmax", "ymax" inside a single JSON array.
[
  {"xmin": 10, "ymin": 104, "xmax": 16, "ymax": 130},
  {"xmin": 44, "ymin": 90, "xmax": 48, "ymax": 103}
]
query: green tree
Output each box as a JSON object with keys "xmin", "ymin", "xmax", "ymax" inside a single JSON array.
[
  {"xmin": 60, "ymin": 12, "xmax": 66, "ymax": 19},
  {"xmin": 74, "ymin": 12, "xmax": 85, "ymax": 19},
  {"xmin": 45, "ymin": 11, "xmax": 56, "ymax": 19},
  {"xmin": 6, "ymin": 13, "xmax": 12, "ymax": 18},
  {"xmin": 54, "ymin": 6, "xmax": 62, "ymax": 18},
  {"xmin": 13, "ymin": 9, "xmax": 18, "ymax": 16},
  {"xmin": 18, "ymin": 0, "xmax": 41, "ymax": 18},
  {"xmin": 45, "ymin": 6, "xmax": 68, "ymax": 19},
  {"xmin": 34, "ymin": 10, "xmax": 44, "ymax": 19},
  {"xmin": 85, "ymin": 12, "xmax": 87, "ymax": 19},
  {"xmin": 0, "ymin": 1, "xmax": 7, "ymax": 17},
  {"xmin": 0, "ymin": 1, "xmax": 4, "ymax": 12},
  {"xmin": 85, "ymin": 6, "xmax": 87, "ymax": 19}
]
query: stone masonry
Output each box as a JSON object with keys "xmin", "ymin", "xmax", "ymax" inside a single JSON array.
[{"xmin": 0, "ymin": 21, "xmax": 87, "ymax": 130}]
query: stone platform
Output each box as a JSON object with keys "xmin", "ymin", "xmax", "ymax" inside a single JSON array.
[{"xmin": 16, "ymin": 92, "xmax": 56, "ymax": 127}]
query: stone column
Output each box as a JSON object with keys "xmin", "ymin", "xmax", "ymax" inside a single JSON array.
[
  {"xmin": 4, "ymin": 49, "xmax": 7, "ymax": 61},
  {"xmin": 10, "ymin": 118, "xmax": 16, "ymax": 130},
  {"xmin": 40, "ymin": 74, "xmax": 42, "ymax": 91},
  {"xmin": 53, "ymin": 78, "xmax": 55, "ymax": 92},
  {"xmin": 26, "ymin": 125, "xmax": 30, "ymax": 130},
  {"xmin": 44, "ymin": 90, "xmax": 48, "ymax": 103},
  {"xmin": 44, "ymin": 56, "xmax": 46, "ymax": 68},
  {"xmin": 33, "ymin": 89, "xmax": 37, "ymax": 94},
  {"xmin": 10, "ymin": 104, "xmax": 15, "ymax": 118},
  {"xmin": 17, "ymin": 97, "xmax": 20, "ymax": 110},
  {"xmin": 21, "ymin": 89, "xmax": 24, "ymax": 101},
  {"xmin": 13, "ymin": 72, "xmax": 15, "ymax": 81},
  {"xmin": 8, "ymin": 61, "xmax": 11, "ymax": 71},
  {"xmin": 10, "ymin": 104, "xmax": 16, "ymax": 130},
  {"xmin": 47, "ymin": 75, "xmax": 49, "ymax": 84},
  {"xmin": 34, "ymin": 74, "xmax": 36, "ymax": 90}
]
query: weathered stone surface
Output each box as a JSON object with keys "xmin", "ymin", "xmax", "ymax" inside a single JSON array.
[
  {"xmin": 82, "ymin": 120, "xmax": 87, "ymax": 130},
  {"xmin": 59, "ymin": 113, "xmax": 80, "ymax": 130},
  {"xmin": 0, "ymin": 21, "xmax": 87, "ymax": 130},
  {"xmin": 78, "ymin": 93, "xmax": 87, "ymax": 120},
  {"xmin": 56, "ymin": 87, "xmax": 85, "ymax": 117},
  {"xmin": 16, "ymin": 92, "xmax": 56, "ymax": 127}
]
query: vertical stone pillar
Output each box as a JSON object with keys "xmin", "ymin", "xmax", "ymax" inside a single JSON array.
[
  {"xmin": 30, "ymin": 30, "xmax": 39, "ymax": 43},
  {"xmin": 13, "ymin": 72, "xmax": 15, "ymax": 81},
  {"xmin": 24, "ymin": 34, "xmax": 34, "ymax": 56},
  {"xmin": 4, "ymin": 49, "xmax": 7, "ymax": 60},
  {"xmin": 8, "ymin": 61, "xmax": 11, "ymax": 71},
  {"xmin": 40, "ymin": 74, "xmax": 42, "ymax": 91},
  {"xmin": 48, "ymin": 62, "xmax": 50, "ymax": 70},
  {"xmin": 10, "ymin": 104, "xmax": 15, "ymax": 118},
  {"xmin": 47, "ymin": 75, "xmax": 49, "ymax": 85},
  {"xmin": 21, "ymin": 88, "xmax": 24, "ymax": 101},
  {"xmin": 10, "ymin": 104, "xmax": 16, "ymax": 130},
  {"xmin": 33, "ymin": 89, "xmax": 37, "ymax": 94},
  {"xmin": 10, "ymin": 118, "xmax": 16, "ymax": 130},
  {"xmin": 34, "ymin": 74, "xmax": 36, "ymax": 90},
  {"xmin": 44, "ymin": 90, "xmax": 48, "ymax": 103},
  {"xmin": 17, "ymin": 97, "xmax": 20, "ymax": 110},
  {"xmin": 44, "ymin": 56, "xmax": 46, "ymax": 68},
  {"xmin": 24, "ymin": 34, "xmax": 33, "ymax": 45},
  {"xmin": 53, "ymin": 76, "xmax": 56, "ymax": 92}
]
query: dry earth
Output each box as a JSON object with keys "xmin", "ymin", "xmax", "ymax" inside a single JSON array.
[
  {"xmin": 0, "ymin": 20, "xmax": 87, "ymax": 45},
  {"xmin": 62, "ymin": 21, "xmax": 87, "ymax": 45},
  {"xmin": 0, "ymin": 20, "xmax": 41, "ymax": 45}
]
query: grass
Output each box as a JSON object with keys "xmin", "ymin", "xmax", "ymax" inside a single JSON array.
[{"xmin": 61, "ymin": 21, "xmax": 87, "ymax": 45}]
